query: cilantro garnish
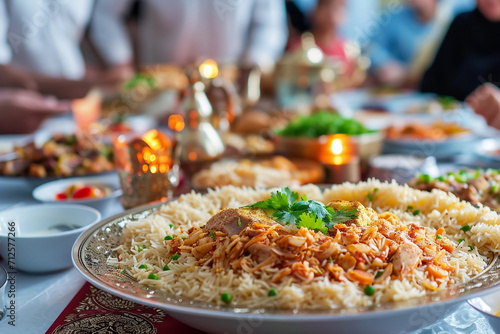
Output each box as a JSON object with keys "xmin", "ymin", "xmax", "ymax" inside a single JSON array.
[
  {"xmin": 329, "ymin": 207, "xmax": 359, "ymax": 225},
  {"xmin": 210, "ymin": 229, "xmax": 215, "ymax": 241},
  {"xmin": 237, "ymin": 218, "xmax": 242, "ymax": 227},
  {"xmin": 246, "ymin": 188, "xmax": 357, "ymax": 233},
  {"xmin": 297, "ymin": 213, "xmax": 328, "ymax": 234},
  {"xmin": 367, "ymin": 188, "xmax": 379, "ymax": 202}
]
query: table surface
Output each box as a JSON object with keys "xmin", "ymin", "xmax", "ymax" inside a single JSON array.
[{"xmin": 0, "ymin": 113, "xmax": 499, "ymax": 333}]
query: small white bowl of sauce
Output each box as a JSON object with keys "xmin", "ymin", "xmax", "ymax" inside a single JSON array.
[{"xmin": 0, "ymin": 204, "xmax": 101, "ymax": 273}]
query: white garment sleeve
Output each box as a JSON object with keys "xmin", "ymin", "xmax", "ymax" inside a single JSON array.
[
  {"xmin": 242, "ymin": 0, "xmax": 288, "ymax": 68},
  {"xmin": 0, "ymin": 0, "xmax": 12, "ymax": 64},
  {"xmin": 89, "ymin": 0, "xmax": 134, "ymax": 66}
]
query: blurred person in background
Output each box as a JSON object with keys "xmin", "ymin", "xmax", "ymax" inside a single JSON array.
[
  {"xmin": 368, "ymin": 0, "xmax": 474, "ymax": 88},
  {"xmin": 0, "ymin": 0, "xmax": 72, "ymax": 134},
  {"xmin": 289, "ymin": 0, "xmax": 381, "ymax": 44},
  {"xmin": 420, "ymin": 0, "xmax": 500, "ymax": 100},
  {"xmin": 0, "ymin": 89, "xmax": 70, "ymax": 134},
  {"xmin": 288, "ymin": 0, "xmax": 355, "ymax": 76},
  {"xmin": 0, "ymin": 0, "xmax": 130, "ymax": 99},
  {"xmin": 90, "ymin": 0, "xmax": 287, "ymax": 71}
]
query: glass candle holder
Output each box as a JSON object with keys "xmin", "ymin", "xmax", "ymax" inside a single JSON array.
[
  {"xmin": 113, "ymin": 129, "xmax": 179, "ymax": 209},
  {"xmin": 319, "ymin": 134, "xmax": 360, "ymax": 184}
]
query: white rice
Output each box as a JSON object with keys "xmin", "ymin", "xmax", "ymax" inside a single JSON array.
[{"xmin": 111, "ymin": 181, "xmax": 498, "ymax": 309}]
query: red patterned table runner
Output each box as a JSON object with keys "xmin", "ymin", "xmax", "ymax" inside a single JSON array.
[{"xmin": 46, "ymin": 282, "xmax": 205, "ymax": 333}]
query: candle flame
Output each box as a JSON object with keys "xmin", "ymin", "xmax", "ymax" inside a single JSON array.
[
  {"xmin": 168, "ymin": 114, "xmax": 185, "ymax": 132},
  {"xmin": 199, "ymin": 59, "xmax": 219, "ymax": 79},
  {"xmin": 330, "ymin": 139, "xmax": 343, "ymax": 155},
  {"xmin": 138, "ymin": 129, "xmax": 173, "ymax": 174}
]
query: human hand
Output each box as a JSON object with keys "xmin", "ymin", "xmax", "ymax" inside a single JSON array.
[
  {"xmin": 0, "ymin": 65, "xmax": 39, "ymax": 91},
  {"xmin": 466, "ymin": 83, "xmax": 500, "ymax": 130},
  {"xmin": 0, "ymin": 90, "xmax": 70, "ymax": 134}
]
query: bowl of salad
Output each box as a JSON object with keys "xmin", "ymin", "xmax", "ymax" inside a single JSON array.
[
  {"xmin": 274, "ymin": 111, "xmax": 383, "ymax": 163},
  {"xmin": 32, "ymin": 174, "xmax": 122, "ymax": 216}
]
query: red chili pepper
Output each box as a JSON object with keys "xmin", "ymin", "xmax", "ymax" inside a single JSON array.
[
  {"xmin": 72, "ymin": 186, "xmax": 93, "ymax": 199},
  {"xmin": 55, "ymin": 193, "xmax": 67, "ymax": 200}
]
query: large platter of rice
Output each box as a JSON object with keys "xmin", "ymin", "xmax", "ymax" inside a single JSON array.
[{"xmin": 73, "ymin": 181, "xmax": 500, "ymax": 334}]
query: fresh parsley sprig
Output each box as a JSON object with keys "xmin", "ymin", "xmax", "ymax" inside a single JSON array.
[{"xmin": 246, "ymin": 188, "xmax": 357, "ymax": 234}]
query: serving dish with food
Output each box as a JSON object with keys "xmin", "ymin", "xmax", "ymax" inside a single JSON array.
[
  {"xmin": 32, "ymin": 174, "xmax": 122, "ymax": 216},
  {"xmin": 0, "ymin": 132, "xmax": 115, "ymax": 190},
  {"xmin": 409, "ymin": 169, "xmax": 500, "ymax": 211},
  {"xmin": 383, "ymin": 121, "xmax": 476, "ymax": 158},
  {"xmin": 191, "ymin": 156, "xmax": 324, "ymax": 189},
  {"xmin": 0, "ymin": 132, "xmax": 114, "ymax": 178},
  {"xmin": 274, "ymin": 111, "xmax": 383, "ymax": 163},
  {"xmin": 73, "ymin": 181, "xmax": 500, "ymax": 334},
  {"xmin": 385, "ymin": 121, "xmax": 470, "ymax": 141}
]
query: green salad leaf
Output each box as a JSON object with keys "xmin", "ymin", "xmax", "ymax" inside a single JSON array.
[{"xmin": 276, "ymin": 111, "xmax": 376, "ymax": 138}]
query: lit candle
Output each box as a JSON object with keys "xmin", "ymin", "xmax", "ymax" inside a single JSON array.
[
  {"xmin": 319, "ymin": 134, "xmax": 360, "ymax": 183},
  {"xmin": 112, "ymin": 129, "xmax": 177, "ymax": 209},
  {"xmin": 199, "ymin": 59, "xmax": 219, "ymax": 79}
]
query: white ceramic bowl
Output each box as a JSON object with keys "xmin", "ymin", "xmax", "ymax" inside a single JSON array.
[
  {"xmin": 32, "ymin": 175, "xmax": 122, "ymax": 216},
  {"xmin": 0, "ymin": 204, "xmax": 101, "ymax": 273},
  {"xmin": 468, "ymin": 289, "xmax": 500, "ymax": 328}
]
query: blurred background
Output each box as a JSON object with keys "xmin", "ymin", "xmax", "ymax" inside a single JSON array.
[{"xmin": 1, "ymin": 0, "xmax": 499, "ymax": 135}]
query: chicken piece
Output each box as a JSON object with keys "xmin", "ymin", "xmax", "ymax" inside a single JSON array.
[
  {"xmin": 391, "ymin": 242, "xmax": 423, "ymax": 275},
  {"xmin": 326, "ymin": 200, "xmax": 378, "ymax": 227},
  {"xmin": 204, "ymin": 208, "xmax": 278, "ymax": 236},
  {"xmin": 28, "ymin": 163, "xmax": 47, "ymax": 178},
  {"xmin": 247, "ymin": 243, "xmax": 273, "ymax": 263}
]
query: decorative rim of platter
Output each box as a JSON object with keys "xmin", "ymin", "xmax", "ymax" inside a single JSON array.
[{"xmin": 73, "ymin": 197, "xmax": 500, "ymax": 320}]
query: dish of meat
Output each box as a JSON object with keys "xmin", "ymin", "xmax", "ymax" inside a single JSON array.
[
  {"xmin": 73, "ymin": 182, "xmax": 500, "ymax": 334},
  {"xmin": 0, "ymin": 133, "xmax": 114, "ymax": 178},
  {"xmin": 383, "ymin": 121, "xmax": 476, "ymax": 158},
  {"xmin": 409, "ymin": 169, "xmax": 500, "ymax": 211},
  {"xmin": 385, "ymin": 122, "xmax": 470, "ymax": 141}
]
